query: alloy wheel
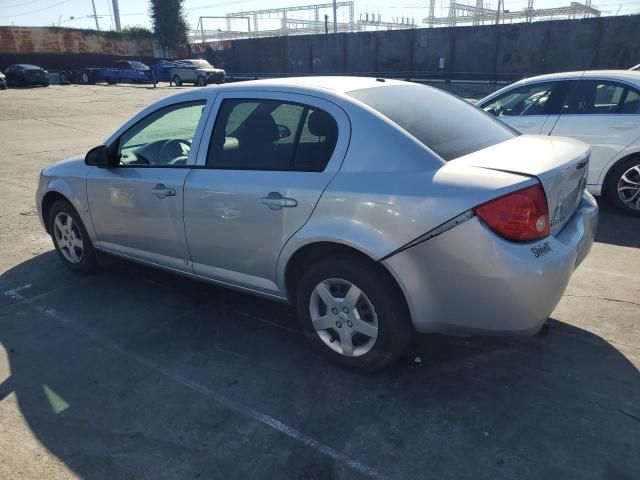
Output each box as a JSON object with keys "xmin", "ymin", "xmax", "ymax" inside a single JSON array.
[
  {"xmin": 53, "ymin": 212, "xmax": 84, "ymax": 264},
  {"xmin": 617, "ymin": 164, "xmax": 640, "ymax": 211},
  {"xmin": 309, "ymin": 278, "xmax": 379, "ymax": 357}
]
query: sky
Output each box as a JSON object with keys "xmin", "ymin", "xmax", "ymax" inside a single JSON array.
[{"xmin": 1, "ymin": 0, "xmax": 638, "ymax": 31}]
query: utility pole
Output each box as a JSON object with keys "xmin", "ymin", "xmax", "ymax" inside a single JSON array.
[
  {"xmin": 90, "ymin": 0, "xmax": 100, "ymax": 30},
  {"xmin": 333, "ymin": 0, "xmax": 337, "ymax": 33},
  {"xmin": 111, "ymin": 0, "xmax": 121, "ymax": 31}
]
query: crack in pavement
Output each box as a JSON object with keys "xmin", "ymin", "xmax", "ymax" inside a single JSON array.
[{"xmin": 563, "ymin": 294, "xmax": 640, "ymax": 307}]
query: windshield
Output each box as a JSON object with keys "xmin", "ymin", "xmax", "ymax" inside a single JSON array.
[{"xmin": 348, "ymin": 84, "xmax": 516, "ymax": 161}]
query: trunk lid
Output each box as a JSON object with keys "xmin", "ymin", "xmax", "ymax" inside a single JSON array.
[{"xmin": 451, "ymin": 135, "xmax": 590, "ymax": 235}]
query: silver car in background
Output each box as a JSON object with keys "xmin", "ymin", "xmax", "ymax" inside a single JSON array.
[{"xmin": 36, "ymin": 77, "xmax": 598, "ymax": 371}]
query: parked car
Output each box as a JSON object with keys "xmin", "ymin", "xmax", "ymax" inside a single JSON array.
[
  {"xmin": 478, "ymin": 70, "xmax": 640, "ymax": 215},
  {"xmin": 3, "ymin": 64, "xmax": 50, "ymax": 87},
  {"xmin": 0, "ymin": 72, "xmax": 6, "ymax": 90},
  {"xmin": 36, "ymin": 77, "xmax": 597, "ymax": 371},
  {"xmin": 170, "ymin": 59, "xmax": 225, "ymax": 86},
  {"xmin": 82, "ymin": 60, "xmax": 153, "ymax": 85}
]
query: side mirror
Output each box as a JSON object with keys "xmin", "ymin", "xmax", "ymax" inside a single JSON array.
[
  {"xmin": 277, "ymin": 124, "xmax": 291, "ymax": 139},
  {"xmin": 85, "ymin": 145, "xmax": 111, "ymax": 167}
]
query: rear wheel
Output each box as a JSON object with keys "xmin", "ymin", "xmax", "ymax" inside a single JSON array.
[
  {"xmin": 172, "ymin": 75, "xmax": 182, "ymax": 86},
  {"xmin": 48, "ymin": 200, "xmax": 97, "ymax": 274},
  {"xmin": 606, "ymin": 156, "xmax": 640, "ymax": 216},
  {"xmin": 296, "ymin": 256, "xmax": 413, "ymax": 372}
]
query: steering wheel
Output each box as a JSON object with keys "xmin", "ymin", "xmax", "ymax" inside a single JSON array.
[{"xmin": 159, "ymin": 139, "xmax": 191, "ymax": 164}]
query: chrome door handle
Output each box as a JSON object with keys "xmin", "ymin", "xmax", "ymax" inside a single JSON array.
[
  {"xmin": 151, "ymin": 184, "xmax": 176, "ymax": 198},
  {"xmin": 261, "ymin": 192, "xmax": 298, "ymax": 210},
  {"xmin": 612, "ymin": 123, "xmax": 637, "ymax": 130}
]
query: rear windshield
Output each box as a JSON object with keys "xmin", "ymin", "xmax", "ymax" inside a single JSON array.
[{"xmin": 348, "ymin": 84, "xmax": 516, "ymax": 161}]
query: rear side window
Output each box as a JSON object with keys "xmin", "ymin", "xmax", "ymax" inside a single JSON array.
[
  {"xmin": 207, "ymin": 98, "xmax": 338, "ymax": 172},
  {"xmin": 348, "ymin": 84, "xmax": 515, "ymax": 161},
  {"xmin": 563, "ymin": 80, "xmax": 631, "ymax": 114},
  {"xmin": 622, "ymin": 88, "xmax": 640, "ymax": 114}
]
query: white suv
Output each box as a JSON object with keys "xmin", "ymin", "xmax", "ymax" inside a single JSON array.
[{"xmin": 478, "ymin": 70, "xmax": 640, "ymax": 215}]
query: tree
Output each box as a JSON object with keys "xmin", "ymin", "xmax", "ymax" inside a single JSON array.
[{"xmin": 149, "ymin": 0, "xmax": 188, "ymax": 53}]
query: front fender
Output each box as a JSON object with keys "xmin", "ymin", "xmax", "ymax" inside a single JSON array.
[
  {"xmin": 39, "ymin": 174, "xmax": 96, "ymax": 242},
  {"xmin": 276, "ymin": 217, "xmax": 399, "ymax": 294}
]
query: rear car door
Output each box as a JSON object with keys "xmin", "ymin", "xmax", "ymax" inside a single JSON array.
[
  {"xmin": 479, "ymin": 81, "xmax": 571, "ymax": 135},
  {"xmin": 551, "ymin": 79, "xmax": 640, "ymax": 186},
  {"xmin": 87, "ymin": 99, "xmax": 210, "ymax": 271},
  {"xmin": 184, "ymin": 92, "xmax": 350, "ymax": 295}
]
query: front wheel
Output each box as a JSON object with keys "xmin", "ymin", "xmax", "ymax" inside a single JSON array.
[
  {"xmin": 296, "ymin": 257, "xmax": 413, "ymax": 372},
  {"xmin": 48, "ymin": 200, "xmax": 97, "ymax": 274},
  {"xmin": 196, "ymin": 75, "xmax": 206, "ymax": 87},
  {"xmin": 606, "ymin": 156, "xmax": 640, "ymax": 216},
  {"xmin": 172, "ymin": 75, "xmax": 182, "ymax": 86}
]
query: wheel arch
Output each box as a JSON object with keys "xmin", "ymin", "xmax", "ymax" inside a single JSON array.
[
  {"xmin": 282, "ymin": 241, "xmax": 411, "ymax": 326},
  {"xmin": 41, "ymin": 190, "xmax": 72, "ymax": 234},
  {"xmin": 600, "ymin": 149, "xmax": 640, "ymax": 196}
]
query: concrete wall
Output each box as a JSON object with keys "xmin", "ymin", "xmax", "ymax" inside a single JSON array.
[
  {"xmin": 0, "ymin": 26, "xmax": 155, "ymax": 70},
  {"xmin": 194, "ymin": 15, "xmax": 640, "ymax": 81}
]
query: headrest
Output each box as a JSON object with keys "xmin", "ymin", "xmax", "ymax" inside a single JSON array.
[
  {"xmin": 308, "ymin": 110, "xmax": 337, "ymax": 139},
  {"xmin": 245, "ymin": 111, "xmax": 279, "ymax": 143}
]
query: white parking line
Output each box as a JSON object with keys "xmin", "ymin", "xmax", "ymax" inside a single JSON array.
[{"xmin": 2, "ymin": 286, "xmax": 390, "ymax": 480}]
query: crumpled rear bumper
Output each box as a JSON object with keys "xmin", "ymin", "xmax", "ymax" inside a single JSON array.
[{"xmin": 383, "ymin": 191, "xmax": 599, "ymax": 335}]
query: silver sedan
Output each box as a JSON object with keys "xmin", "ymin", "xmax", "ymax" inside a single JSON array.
[{"xmin": 36, "ymin": 77, "xmax": 598, "ymax": 371}]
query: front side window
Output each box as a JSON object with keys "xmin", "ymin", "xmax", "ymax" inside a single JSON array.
[
  {"xmin": 349, "ymin": 84, "xmax": 514, "ymax": 161},
  {"xmin": 118, "ymin": 101, "xmax": 206, "ymax": 167},
  {"xmin": 207, "ymin": 98, "xmax": 338, "ymax": 172},
  {"xmin": 481, "ymin": 82, "xmax": 561, "ymax": 117},
  {"xmin": 563, "ymin": 80, "xmax": 628, "ymax": 114}
]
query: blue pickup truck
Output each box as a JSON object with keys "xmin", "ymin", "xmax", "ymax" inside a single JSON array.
[{"xmin": 82, "ymin": 60, "xmax": 155, "ymax": 85}]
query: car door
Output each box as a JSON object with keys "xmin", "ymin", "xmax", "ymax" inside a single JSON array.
[
  {"xmin": 183, "ymin": 92, "xmax": 350, "ymax": 295},
  {"xmin": 86, "ymin": 99, "xmax": 211, "ymax": 271},
  {"xmin": 479, "ymin": 81, "xmax": 571, "ymax": 135},
  {"xmin": 550, "ymin": 79, "xmax": 640, "ymax": 186},
  {"xmin": 182, "ymin": 62, "xmax": 196, "ymax": 82}
]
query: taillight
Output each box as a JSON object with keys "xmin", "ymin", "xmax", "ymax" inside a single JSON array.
[{"xmin": 474, "ymin": 183, "xmax": 549, "ymax": 242}]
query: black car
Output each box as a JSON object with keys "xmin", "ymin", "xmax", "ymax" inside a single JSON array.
[{"xmin": 4, "ymin": 64, "xmax": 50, "ymax": 87}]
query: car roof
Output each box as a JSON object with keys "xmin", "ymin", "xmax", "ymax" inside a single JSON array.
[
  {"xmin": 220, "ymin": 76, "xmax": 405, "ymax": 94},
  {"xmin": 512, "ymin": 69, "xmax": 640, "ymax": 85},
  {"xmin": 13, "ymin": 64, "xmax": 41, "ymax": 70},
  {"xmin": 162, "ymin": 76, "xmax": 407, "ymax": 105}
]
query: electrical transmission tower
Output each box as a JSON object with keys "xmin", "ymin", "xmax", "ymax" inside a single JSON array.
[{"xmin": 425, "ymin": 0, "xmax": 599, "ymax": 27}]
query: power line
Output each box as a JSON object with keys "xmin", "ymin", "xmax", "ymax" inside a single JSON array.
[
  {"xmin": 2, "ymin": 0, "xmax": 50, "ymax": 9},
  {"xmin": 0, "ymin": 0, "xmax": 74, "ymax": 18}
]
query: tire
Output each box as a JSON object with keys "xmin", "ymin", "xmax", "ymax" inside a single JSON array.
[
  {"xmin": 172, "ymin": 75, "xmax": 182, "ymax": 86},
  {"xmin": 296, "ymin": 256, "xmax": 413, "ymax": 372},
  {"xmin": 605, "ymin": 155, "xmax": 640, "ymax": 216},
  {"xmin": 48, "ymin": 199, "xmax": 97, "ymax": 274},
  {"xmin": 82, "ymin": 71, "xmax": 95, "ymax": 85},
  {"xmin": 196, "ymin": 75, "xmax": 206, "ymax": 87},
  {"xmin": 106, "ymin": 79, "xmax": 117, "ymax": 85}
]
